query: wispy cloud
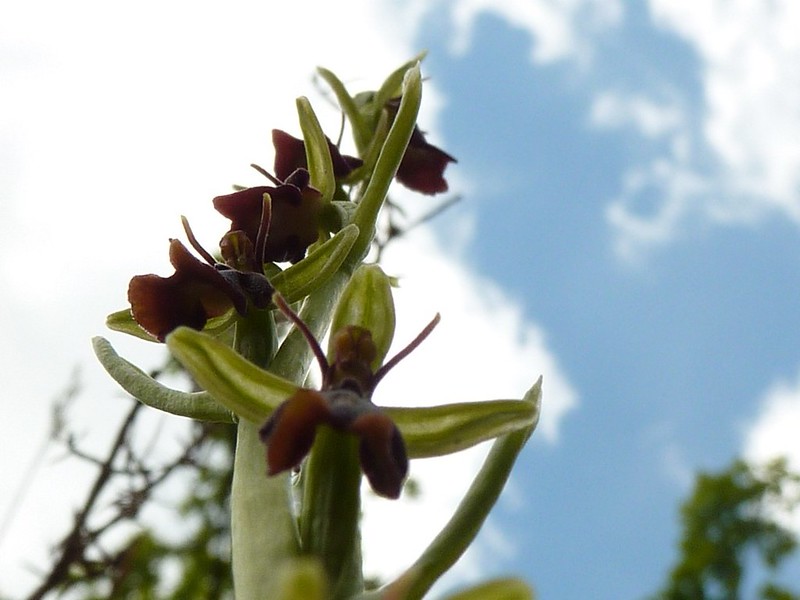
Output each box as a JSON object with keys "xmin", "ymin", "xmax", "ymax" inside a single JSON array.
[
  {"xmin": 605, "ymin": 0, "xmax": 800, "ymax": 257},
  {"xmin": 445, "ymin": 0, "xmax": 622, "ymax": 64}
]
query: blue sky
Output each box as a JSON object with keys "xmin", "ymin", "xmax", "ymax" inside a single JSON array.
[
  {"xmin": 406, "ymin": 2, "xmax": 800, "ymax": 597},
  {"xmin": 3, "ymin": 1, "xmax": 800, "ymax": 598}
]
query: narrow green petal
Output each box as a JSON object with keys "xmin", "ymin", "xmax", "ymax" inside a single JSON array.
[
  {"xmin": 166, "ymin": 327, "xmax": 298, "ymax": 423},
  {"xmin": 393, "ymin": 379, "xmax": 541, "ymax": 600},
  {"xmin": 92, "ymin": 336, "xmax": 233, "ymax": 422},
  {"xmin": 271, "ymin": 224, "xmax": 359, "ymax": 303},
  {"xmin": 440, "ymin": 578, "xmax": 534, "ymax": 600},
  {"xmin": 297, "ymin": 96, "xmax": 335, "ymax": 203}
]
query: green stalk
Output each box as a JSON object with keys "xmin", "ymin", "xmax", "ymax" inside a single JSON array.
[
  {"xmin": 275, "ymin": 271, "xmax": 365, "ymax": 597},
  {"xmin": 301, "ymin": 428, "xmax": 363, "ymax": 599},
  {"xmin": 230, "ymin": 308, "xmax": 300, "ymax": 600}
]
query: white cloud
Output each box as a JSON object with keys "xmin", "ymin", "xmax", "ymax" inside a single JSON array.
[
  {"xmin": 742, "ymin": 368, "xmax": 800, "ymax": 533},
  {"xmin": 0, "ymin": 1, "xmax": 575, "ymax": 595},
  {"xmin": 607, "ymin": 0, "xmax": 800, "ymax": 257},
  {"xmin": 590, "ymin": 92, "xmax": 684, "ymax": 139},
  {"xmin": 444, "ymin": 0, "xmax": 622, "ymax": 65},
  {"xmin": 743, "ymin": 370, "xmax": 800, "ymax": 471}
]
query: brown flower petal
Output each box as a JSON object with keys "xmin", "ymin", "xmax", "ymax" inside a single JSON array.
[
  {"xmin": 213, "ymin": 180, "xmax": 322, "ymax": 264},
  {"xmin": 350, "ymin": 412, "xmax": 408, "ymax": 499},
  {"xmin": 259, "ymin": 389, "xmax": 332, "ymax": 475},
  {"xmin": 272, "ymin": 129, "xmax": 363, "ymax": 182},
  {"xmin": 385, "ymin": 98, "xmax": 456, "ymax": 195},
  {"xmin": 128, "ymin": 239, "xmax": 246, "ymax": 341},
  {"xmin": 396, "ymin": 127, "xmax": 457, "ymax": 195}
]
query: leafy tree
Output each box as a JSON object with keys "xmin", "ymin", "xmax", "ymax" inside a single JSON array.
[{"xmin": 652, "ymin": 458, "xmax": 800, "ymax": 600}]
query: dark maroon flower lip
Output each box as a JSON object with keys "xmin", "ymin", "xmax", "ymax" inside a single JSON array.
[
  {"xmin": 128, "ymin": 217, "xmax": 274, "ymax": 342},
  {"xmin": 260, "ymin": 386, "xmax": 408, "ymax": 499},
  {"xmin": 128, "ymin": 239, "xmax": 250, "ymax": 342},
  {"xmin": 213, "ymin": 173, "xmax": 323, "ymax": 264},
  {"xmin": 385, "ymin": 98, "xmax": 457, "ymax": 195},
  {"xmin": 272, "ymin": 129, "xmax": 363, "ymax": 183},
  {"xmin": 258, "ymin": 295, "xmax": 440, "ymax": 499}
]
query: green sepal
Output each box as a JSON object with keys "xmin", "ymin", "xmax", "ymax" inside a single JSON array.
[
  {"xmin": 346, "ymin": 64, "xmax": 422, "ymax": 268},
  {"xmin": 315, "ymin": 67, "xmax": 370, "ymax": 154},
  {"xmin": 271, "ymin": 224, "xmax": 359, "ymax": 303},
  {"xmin": 386, "ymin": 388, "xmax": 541, "ymax": 459},
  {"xmin": 321, "ymin": 201, "xmax": 358, "ymax": 233},
  {"xmin": 374, "ymin": 51, "xmax": 427, "ymax": 109},
  {"xmin": 165, "ymin": 326, "xmax": 298, "ymax": 423},
  {"xmin": 105, "ymin": 307, "xmax": 236, "ymax": 343},
  {"xmin": 92, "ymin": 336, "xmax": 234, "ymax": 422},
  {"xmin": 440, "ymin": 578, "xmax": 534, "ymax": 600},
  {"xmin": 297, "ymin": 96, "xmax": 335, "ymax": 203},
  {"xmin": 387, "ymin": 379, "xmax": 541, "ymax": 600},
  {"xmin": 329, "ymin": 263, "xmax": 396, "ymax": 369}
]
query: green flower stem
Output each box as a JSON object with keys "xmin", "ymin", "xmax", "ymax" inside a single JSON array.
[
  {"xmin": 274, "ymin": 270, "xmax": 365, "ymax": 597},
  {"xmin": 229, "ymin": 308, "xmax": 300, "ymax": 600},
  {"xmin": 231, "ymin": 420, "xmax": 300, "ymax": 600},
  {"xmin": 301, "ymin": 428, "xmax": 363, "ymax": 599},
  {"xmin": 272, "ymin": 270, "xmax": 350, "ymax": 380}
]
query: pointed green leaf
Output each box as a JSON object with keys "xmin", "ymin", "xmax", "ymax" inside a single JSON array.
[
  {"xmin": 166, "ymin": 327, "xmax": 298, "ymax": 423},
  {"xmin": 92, "ymin": 336, "xmax": 234, "ymax": 422},
  {"xmin": 271, "ymin": 224, "xmax": 359, "ymax": 303},
  {"xmin": 297, "ymin": 96, "xmax": 335, "ymax": 203}
]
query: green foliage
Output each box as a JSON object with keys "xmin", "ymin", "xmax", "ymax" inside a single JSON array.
[{"xmin": 652, "ymin": 458, "xmax": 800, "ymax": 600}]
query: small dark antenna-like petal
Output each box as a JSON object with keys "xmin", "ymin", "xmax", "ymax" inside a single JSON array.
[{"xmin": 373, "ymin": 313, "xmax": 440, "ymax": 388}]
